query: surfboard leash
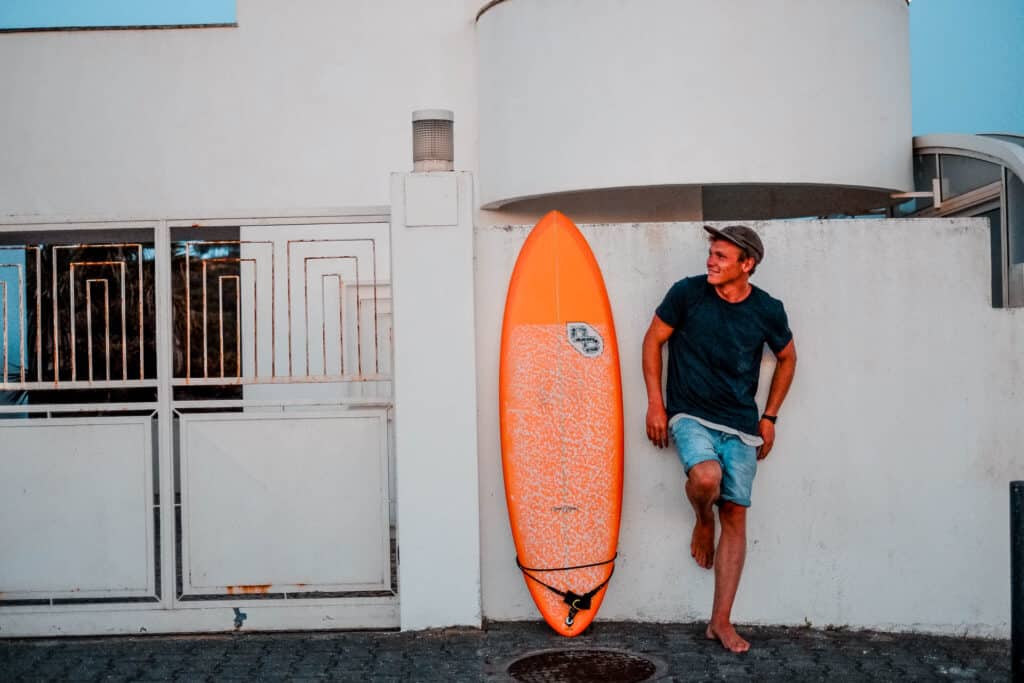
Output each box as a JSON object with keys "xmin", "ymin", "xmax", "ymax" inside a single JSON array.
[{"xmin": 515, "ymin": 554, "xmax": 617, "ymax": 627}]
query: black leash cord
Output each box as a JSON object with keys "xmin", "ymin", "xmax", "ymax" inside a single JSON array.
[
  {"xmin": 516, "ymin": 554, "xmax": 618, "ymax": 573},
  {"xmin": 515, "ymin": 554, "xmax": 617, "ymax": 627}
]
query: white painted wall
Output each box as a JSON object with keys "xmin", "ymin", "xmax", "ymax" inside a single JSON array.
[
  {"xmin": 0, "ymin": 0, "xmax": 479, "ymax": 217},
  {"xmin": 476, "ymin": 217, "xmax": 1023, "ymax": 637},
  {"xmin": 1, "ymin": 0, "xmax": 913, "ymax": 224},
  {"xmin": 478, "ymin": 0, "xmax": 913, "ymax": 208}
]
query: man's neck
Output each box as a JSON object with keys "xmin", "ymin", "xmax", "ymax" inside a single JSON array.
[{"xmin": 713, "ymin": 279, "xmax": 753, "ymax": 303}]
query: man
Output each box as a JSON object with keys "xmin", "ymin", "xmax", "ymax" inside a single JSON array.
[{"xmin": 642, "ymin": 225, "xmax": 797, "ymax": 653}]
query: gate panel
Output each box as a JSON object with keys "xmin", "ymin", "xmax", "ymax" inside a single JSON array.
[
  {"xmin": 0, "ymin": 416, "xmax": 155, "ymax": 599},
  {"xmin": 0, "ymin": 224, "xmax": 160, "ymax": 617},
  {"xmin": 0, "ymin": 212, "xmax": 396, "ymax": 635},
  {"xmin": 178, "ymin": 410, "xmax": 390, "ymax": 596},
  {"xmin": 167, "ymin": 216, "xmax": 394, "ymax": 616}
]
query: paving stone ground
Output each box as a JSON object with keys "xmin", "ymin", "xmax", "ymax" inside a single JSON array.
[{"xmin": 0, "ymin": 621, "xmax": 1012, "ymax": 682}]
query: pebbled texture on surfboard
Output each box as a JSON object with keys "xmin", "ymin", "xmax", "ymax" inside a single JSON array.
[{"xmin": 499, "ymin": 212, "xmax": 623, "ymax": 635}]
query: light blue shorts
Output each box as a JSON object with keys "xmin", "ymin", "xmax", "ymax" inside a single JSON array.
[{"xmin": 670, "ymin": 417, "xmax": 758, "ymax": 507}]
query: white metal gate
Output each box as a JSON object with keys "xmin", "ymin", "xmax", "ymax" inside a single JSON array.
[{"xmin": 0, "ymin": 211, "xmax": 397, "ymax": 636}]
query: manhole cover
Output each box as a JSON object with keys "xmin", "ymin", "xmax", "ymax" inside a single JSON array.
[{"xmin": 507, "ymin": 648, "xmax": 659, "ymax": 683}]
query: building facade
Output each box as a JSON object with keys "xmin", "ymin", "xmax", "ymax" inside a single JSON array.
[{"xmin": 0, "ymin": 0, "xmax": 1021, "ymax": 637}]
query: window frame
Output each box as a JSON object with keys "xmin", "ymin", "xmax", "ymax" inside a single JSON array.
[{"xmin": 912, "ymin": 134, "xmax": 1024, "ymax": 308}]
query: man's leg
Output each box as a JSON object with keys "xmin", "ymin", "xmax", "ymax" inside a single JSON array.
[
  {"xmin": 706, "ymin": 501, "xmax": 749, "ymax": 653},
  {"xmin": 685, "ymin": 461, "xmax": 721, "ymax": 569}
]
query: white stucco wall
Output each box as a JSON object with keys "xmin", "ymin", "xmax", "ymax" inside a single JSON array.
[
  {"xmin": 1, "ymin": 0, "xmax": 913, "ymax": 224},
  {"xmin": 477, "ymin": 0, "xmax": 913, "ymax": 208},
  {"xmin": 476, "ymin": 217, "xmax": 1023, "ymax": 637},
  {"xmin": 1, "ymin": 0, "xmax": 916, "ymax": 226},
  {"xmin": 0, "ymin": 0, "xmax": 479, "ymax": 217}
]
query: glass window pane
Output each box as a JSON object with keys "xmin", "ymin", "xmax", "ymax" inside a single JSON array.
[
  {"xmin": 1008, "ymin": 171, "xmax": 1024, "ymax": 265},
  {"xmin": 940, "ymin": 155, "xmax": 1002, "ymax": 198},
  {"xmin": 911, "ymin": 153, "xmax": 937, "ymax": 211}
]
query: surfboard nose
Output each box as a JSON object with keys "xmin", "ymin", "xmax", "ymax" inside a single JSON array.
[
  {"xmin": 540, "ymin": 209, "xmax": 569, "ymax": 222},
  {"xmin": 528, "ymin": 211, "xmax": 585, "ymax": 254},
  {"xmin": 535, "ymin": 210, "xmax": 574, "ymax": 233}
]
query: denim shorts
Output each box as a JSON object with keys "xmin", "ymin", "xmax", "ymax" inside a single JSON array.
[{"xmin": 670, "ymin": 417, "xmax": 758, "ymax": 507}]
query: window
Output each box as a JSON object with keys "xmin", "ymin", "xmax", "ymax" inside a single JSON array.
[
  {"xmin": 910, "ymin": 138, "xmax": 1024, "ymax": 308},
  {"xmin": 939, "ymin": 155, "xmax": 1001, "ymax": 198}
]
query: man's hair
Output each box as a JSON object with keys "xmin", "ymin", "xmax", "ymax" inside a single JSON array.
[{"xmin": 709, "ymin": 236, "xmax": 757, "ymax": 275}]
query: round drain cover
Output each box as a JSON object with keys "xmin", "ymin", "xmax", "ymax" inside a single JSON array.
[{"xmin": 507, "ymin": 648, "xmax": 658, "ymax": 683}]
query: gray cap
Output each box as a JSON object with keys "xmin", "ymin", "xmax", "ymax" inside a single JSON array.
[{"xmin": 704, "ymin": 225, "xmax": 764, "ymax": 263}]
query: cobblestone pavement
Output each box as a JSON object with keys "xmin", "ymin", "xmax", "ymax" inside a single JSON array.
[{"xmin": 0, "ymin": 621, "xmax": 1011, "ymax": 682}]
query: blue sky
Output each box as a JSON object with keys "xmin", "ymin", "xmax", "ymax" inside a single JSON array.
[
  {"xmin": 910, "ymin": 0, "xmax": 1024, "ymax": 135},
  {"xmin": 0, "ymin": 0, "xmax": 235, "ymax": 29}
]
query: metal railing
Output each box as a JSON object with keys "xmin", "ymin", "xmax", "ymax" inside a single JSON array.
[{"xmin": 0, "ymin": 219, "xmax": 392, "ymax": 393}]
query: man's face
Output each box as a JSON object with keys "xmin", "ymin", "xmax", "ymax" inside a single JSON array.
[{"xmin": 706, "ymin": 239, "xmax": 754, "ymax": 286}]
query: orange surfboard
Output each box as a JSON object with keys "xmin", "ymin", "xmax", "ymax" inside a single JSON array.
[{"xmin": 499, "ymin": 211, "xmax": 624, "ymax": 635}]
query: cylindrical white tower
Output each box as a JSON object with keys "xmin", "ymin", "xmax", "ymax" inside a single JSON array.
[{"xmin": 477, "ymin": 0, "xmax": 912, "ymax": 216}]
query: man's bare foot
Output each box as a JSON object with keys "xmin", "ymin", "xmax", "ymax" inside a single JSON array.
[
  {"xmin": 690, "ymin": 518, "xmax": 715, "ymax": 569},
  {"xmin": 705, "ymin": 622, "xmax": 750, "ymax": 653}
]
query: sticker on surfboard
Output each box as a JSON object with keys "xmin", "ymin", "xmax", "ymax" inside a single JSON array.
[{"xmin": 566, "ymin": 322, "xmax": 603, "ymax": 358}]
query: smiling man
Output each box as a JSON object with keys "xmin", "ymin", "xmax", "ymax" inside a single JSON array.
[{"xmin": 642, "ymin": 225, "xmax": 797, "ymax": 653}]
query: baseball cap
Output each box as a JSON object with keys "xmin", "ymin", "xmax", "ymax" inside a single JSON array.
[{"xmin": 704, "ymin": 225, "xmax": 765, "ymax": 263}]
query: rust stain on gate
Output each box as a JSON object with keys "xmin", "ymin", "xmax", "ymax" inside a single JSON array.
[{"xmin": 224, "ymin": 584, "xmax": 272, "ymax": 595}]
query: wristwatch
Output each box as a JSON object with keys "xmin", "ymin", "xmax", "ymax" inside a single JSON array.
[{"xmin": 761, "ymin": 414, "xmax": 777, "ymax": 424}]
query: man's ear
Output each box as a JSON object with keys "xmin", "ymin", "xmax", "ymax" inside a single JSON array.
[{"xmin": 742, "ymin": 257, "xmax": 755, "ymax": 274}]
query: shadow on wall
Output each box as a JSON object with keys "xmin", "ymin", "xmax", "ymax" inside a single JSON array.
[
  {"xmin": 482, "ymin": 184, "xmax": 897, "ymax": 226},
  {"xmin": 482, "ymin": 186, "xmax": 703, "ymax": 225}
]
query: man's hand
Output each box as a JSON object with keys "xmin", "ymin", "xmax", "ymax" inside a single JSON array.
[
  {"xmin": 757, "ymin": 339, "xmax": 796, "ymax": 461},
  {"xmin": 756, "ymin": 418, "xmax": 775, "ymax": 460},
  {"xmin": 642, "ymin": 315, "xmax": 675, "ymax": 449},
  {"xmin": 646, "ymin": 403, "xmax": 670, "ymax": 448}
]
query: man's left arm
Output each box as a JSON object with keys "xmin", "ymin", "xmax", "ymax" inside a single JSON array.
[{"xmin": 758, "ymin": 339, "xmax": 797, "ymax": 460}]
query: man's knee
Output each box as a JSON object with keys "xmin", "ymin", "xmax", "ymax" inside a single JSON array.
[
  {"xmin": 687, "ymin": 461, "xmax": 722, "ymax": 496},
  {"xmin": 718, "ymin": 501, "xmax": 747, "ymax": 530}
]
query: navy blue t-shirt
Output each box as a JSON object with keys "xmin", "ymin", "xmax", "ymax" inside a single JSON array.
[{"xmin": 655, "ymin": 276, "xmax": 792, "ymax": 436}]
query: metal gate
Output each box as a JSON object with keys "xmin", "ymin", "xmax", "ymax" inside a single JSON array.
[{"xmin": 0, "ymin": 211, "xmax": 397, "ymax": 636}]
